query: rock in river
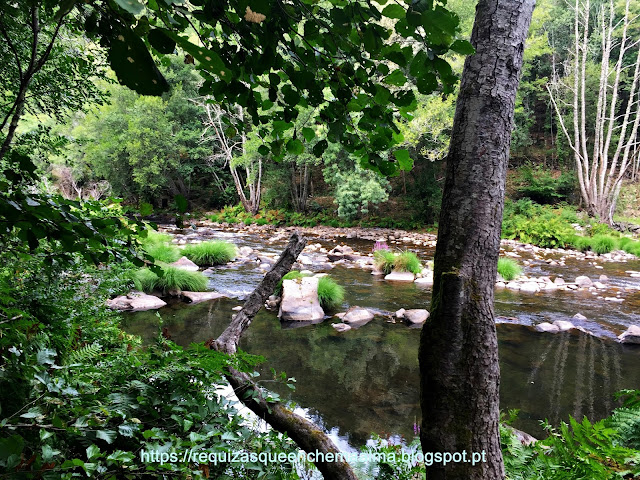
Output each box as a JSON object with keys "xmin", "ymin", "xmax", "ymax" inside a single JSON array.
[
  {"xmin": 170, "ymin": 256, "xmax": 200, "ymax": 272},
  {"xmin": 107, "ymin": 292, "xmax": 166, "ymax": 312},
  {"xmin": 384, "ymin": 271, "xmax": 415, "ymax": 282},
  {"xmin": 342, "ymin": 306, "xmax": 375, "ymax": 327},
  {"xmin": 279, "ymin": 277, "xmax": 324, "ymax": 321},
  {"xmin": 181, "ymin": 291, "xmax": 226, "ymax": 304},
  {"xmin": 403, "ymin": 309, "xmax": 430, "ymax": 325},
  {"xmin": 619, "ymin": 325, "xmax": 640, "ymax": 344}
]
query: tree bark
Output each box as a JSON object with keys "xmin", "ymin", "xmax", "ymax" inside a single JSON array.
[{"xmin": 419, "ymin": 1, "xmax": 534, "ymax": 479}]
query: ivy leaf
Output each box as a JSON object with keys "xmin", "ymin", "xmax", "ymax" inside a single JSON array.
[
  {"xmin": 113, "ymin": 0, "xmax": 144, "ymax": 15},
  {"xmin": 394, "ymin": 149, "xmax": 413, "ymax": 171}
]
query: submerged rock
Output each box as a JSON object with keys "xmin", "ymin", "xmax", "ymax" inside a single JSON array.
[
  {"xmin": 573, "ymin": 313, "xmax": 588, "ymax": 320},
  {"xmin": 279, "ymin": 277, "xmax": 324, "ymax": 321},
  {"xmin": 107, "ymin": 292, "xmax": 166, "ymax": 312},
  {"xmin": 331, "ymin": 323, "xmax": 352, "ymax": 333},
  {"xmin": 181, "ymin": 291, "xmax": 226, "ymax": 304},
  {"xmin": 619, "ymin": 325, "xmax": 640, "ymax": 344},
  {"xmin": 170, "ymin": 256, "xmax": 200, "ymax": 272}
]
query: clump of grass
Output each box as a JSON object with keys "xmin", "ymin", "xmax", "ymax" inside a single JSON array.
[
  {"xmin": 156, "ymin": 266, "xmax": 208, "ymax": 292},
  {"xmin": 144, "ymin": 242, "xmax": 181, "ymax": 263},
  {"xmin": 182, "ymin": 241, "xmax": 237, "ymax": 266},
  {"xmin": 622, "ymin": 241, "xmax": 640, "ymax": 257},
  {"xmin": 317, "ymin": 276, "xmax": 345, "ymax": 311},
  {"xmin": 497, "ymin": 257, "xmax": 522, "ymax": 281},
  {"xmin": 374, "ymin": 249, "xmax": 397, "ymax": 275},
  {"xmin": 591, "ymin": 235, "xmax": 617, "ymax": 254},
  {"xmin": 572, "ymin": 236, "xmax": 593, "ymax": 252},
  {"xmin": 131, "ymin": 268, "xmax": 160, "ymax": 293},
  {"xmin": 618, "ymin": 237, "xmax": 633, "ymax": 250},
  {"xmin": 393, "ymin": 251, "xmax": 422, "ymax": 274}
]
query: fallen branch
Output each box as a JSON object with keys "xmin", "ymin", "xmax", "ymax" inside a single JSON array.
[{"xmin": 211, "ymin": 232, "xmax": 359, "ymax": 480}]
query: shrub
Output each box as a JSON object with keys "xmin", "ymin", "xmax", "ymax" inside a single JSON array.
[
  {"xmin": 182, "ymin": 241, "xmax": 237, "ymax": 266},
  {"xmin": 156, "ymin": 266, "xmax": 208, "ymax": 292},
  {"xmin": 317, "ymin": 276, "xmax": 345, "ymax": 311},
  {"xmin": 618, "ymin": 236, "xmax": 634, "ymax": 250},
  {"xmin": 572, "ymin": 236, "xmax": 593, "ymax": 252},
  {"xmin": 374, "ymin": 249, "xmax": 396, "ymax": 274},
  {"xmin": 256, "ymin": 218, "xmax": 268, "ymax": 226},
  {"xmin": 393, "ymin": 251, "xmax": 422, "ymax": 274},
  {"xmin": 497, "ymin": 258, "xmax": 522, "ymax": 281},
  {"xmin": 623, "ymin": 241, "xmax": 640, "ymax": 257},
  {"xmin": 591, "ymin": 235, "xmax": 617, "ymax": 254},
  {"xmin": 515, "ymin": 165, "xmax": 575, "ymax": 204},
  {"xmin": 131, "ymin": 268, "xmax": 160, "ymax": 293}
]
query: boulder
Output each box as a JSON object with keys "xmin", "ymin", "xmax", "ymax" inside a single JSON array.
[
  {"xmin": 170, "ymin": 256, "xmax": 200, "ymax": 272},
  {"xmin": 575, "ymin": 275, "xmax": 592, "ymax": 287},
  {"xmin": 395, "ymin": 308, "xmax": 406, "ymax": 319},
  {"xmin": 535, "ymin": 322, "xmax": 559, "ymax": 333},
  {"xmin": 506, "ymin": 281, "xmax": 520, "ymax": 291},
  {"xmin": 384, "ymin": 271, "xmax": 415, "ymax": 282},
  {"xmin": 181, "ymin": 291, "xmax": 226, "ymax": 304},
  {"xmin": 332, "ymin": 323, "xmax": 352, "ymax": 333},
  {"xmin": 552, "ymin": 320, "xmax": 575, "ymax": 331},
  {"xmin": 520, "ymin": 282, "xmax": 540, "ymax": 293},
  {"xmin": 572, "ymin": 313, "xmax": 588, "ymax": 320},
  {"xmin": 107, "ymin": 292, "xmax": 166, "ymax": 312},
  {"xmin": 342, "ymin": 306, "xmax": 375, "ymax": 327},
  {"xmin": 592, "ymin": 281, "xmax": 606, "ymax": 289},
  {"xmin": 238, "ymin": 246, "xmax": 254, "ymax": 257},
  {"xmin": 553, "ymin": 277, "xmax": 566, "ymax": 286},
  {"xmin": 619, "ymin": 325, "xmax": 640, "ymax": 344},
  {"xmin": 404, "ymin": 309, "xmax": 430, "ymax": 325},
  {"xmin": 278, "ymin": 277, "xmax": 325, "ymax": 321},
  {"xmin": 599, "ymin": 274, "xmax": 609, "ymax": 282}
]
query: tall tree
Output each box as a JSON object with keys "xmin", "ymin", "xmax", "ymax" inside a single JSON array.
[
  {"xmin": 548, "ymin": 0, "xmax": 640, "ymax": 225},
  {"xmin": 419, "ymin": 1, "xmax": 535, "ymax": 480}
]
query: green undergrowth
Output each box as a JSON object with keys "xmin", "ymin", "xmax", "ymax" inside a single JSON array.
[
  {"xmin": 497, "ymin": 257, "xmax": 522, "ymax": 281},
  {"xmin": 132, "ymin": 265, "xmax": 208, "ymax": 293},
  {"xmin": 183, "ymin": 240, "xmax": 237, "ymax": 266},
  {"xmin": 374, "ymin": 249, "xmax": 422, "ymax": 275}
]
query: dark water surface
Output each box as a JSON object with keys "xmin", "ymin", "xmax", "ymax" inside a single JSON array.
[{"xmin": 123, "ymin": 227, "xmax": 640, "ymax": 446}]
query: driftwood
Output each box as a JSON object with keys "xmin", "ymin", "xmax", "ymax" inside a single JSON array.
[{"xmin": 211, "ymin": 232, "xmax": 359, "ymax": 480}]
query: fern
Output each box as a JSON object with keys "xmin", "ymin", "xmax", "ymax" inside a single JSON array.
[
  {"xmin": 608, "ymin": 407, "xmax": 640, "ymax": 449},
  {"xmin": 65, "ymin": 342, "xmax": 102, "ymax": 365}
]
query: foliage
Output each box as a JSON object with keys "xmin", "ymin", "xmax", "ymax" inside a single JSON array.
[
  {"xmin": 374, "ymin": 249, "xmax": 397, "ymax": 275},
  {"xmin": 502, "ymin": 200, "xmax": 576, "ymax": 248},
  {"xmin": 317, "ymin": 276, "xmax": 345, "ymax": 311},
  {"xmin": 356, "ymin": 436, "xmax": 425, "ymax": 480},
  {"xmin": 590, "ymin": 235, "xmax": 617, "ymax": 255},
  {"xmin": 515, "ymin": 165, "xmax": 575, "ymax": 204},
  {"xmin": 156, "ymin": 266, "xmax": 208, "ymax": 293},
  {"xmin": 183, "ymin": 241, "xmax": 237, "ymax": 267},
  {"xmin": 571, "ymin": 236, "xmax": 593, "ymax": 252},
  {"xmin": 393, "ymin": 251, "xmax": 422, "ymax": 275},
  {"xmin": 497, "ymin": 258, "xmax": 522, "ymax": 281}
]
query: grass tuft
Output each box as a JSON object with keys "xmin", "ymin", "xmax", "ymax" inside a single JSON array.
[
  {"xmin": 144, "ymin": 243, "xmax": 181, "ymax": 263},
  {"xmin": 374, "ymin": 249, "xmax": 396, "ymax": 274},
  {"xmin": 317, "ymin": 276, "xmax": 345, "ymax": 311},
  {"xmin": 623, "ymin": 241, "xmax": 640, "ymax": 257},
  {"xmin": 131, "ymin": 268, "xmax": 160, "ymax": 293},
  {"xmin": 572, "ymin": 236, "xmax": 593, "ymax": 252},
  {"xmin": 497, "ymin": 257, "xmax": 522, "ymax": 281},
  {"xmin": 182, "ymin": 241, "xmax": 237, "ymax": 266},
  {"xmin": 393, "ymin": 251, "xmax": 422, "ymax": 274},
  {"xmin": 591, "ymin": 235, "xmax": 617, "ymax": 254},
  {"xmin": 156, "ymin": 266, "xmax": 208, "ymax": 292}
]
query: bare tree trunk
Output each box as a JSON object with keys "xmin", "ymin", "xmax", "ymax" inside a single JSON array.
[
  {"xmin": 419, "ymin": 1, "xmax": 534, "ymax": 479},
  {"xmin": 211, "ymin": 233, "xmax": 359, "ymax": 480}
]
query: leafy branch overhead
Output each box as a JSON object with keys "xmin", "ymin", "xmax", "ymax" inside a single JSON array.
[{"xmin": 80, "ymin": 0, "xmax": 472, "ymax": 176}]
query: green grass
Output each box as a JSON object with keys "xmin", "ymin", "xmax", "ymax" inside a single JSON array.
[
  {"xmin": 156, "ymin": 266, "xmax": 208, "ymax": 292},
  {"xmin": 618, "ymin": 237, "xmax": 634, "ymax": 250},
  {"xmin": 131, "ymin": 268, "xmax": 160, "ymax": 293},
  {"xmin": 393, "ymin": 251, "xmax": 422, "ymax": 274},
  {"xmin": 374, "ymin": 249, "xmax": 396, "ymax": 275},
  {"xmin": 622, "ymin": 241, "xmax": 640, "ymax": 257},
  {"xmin": 591, "ymin": 235, "xmax": 617, "ymax": 254},
  {"xmin": 144, "ymin": 242, "xmax": 181, "ymax": 263},
  {"xmin": 572, "ymin": 236, "xmax": 593, "ymax": 252},
  {"xmin": 182, "ymin": 241, "xmax": 237, "ymax": 266},
  {"xmin": 497, "ymin": 257, "xmax": 522, "ymax": 281},
  {"xmin": 131, "ymin": 266, "xmax": 208, "ymax": 293},
  {"xmin": 317, "ymin": 276, "xmax": 345, "ymax": 311}
]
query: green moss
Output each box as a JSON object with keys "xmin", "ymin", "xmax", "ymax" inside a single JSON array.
[
  {"xmin": 497, "ymin": 257, "xmax": 522, "ymax": 281},
  {"xmin": 182, "ymin": 241, "xmax": 237, "ymax": 266},
  {"xmin": 591, "ymin": 235, "xmax": 617, "ymax": 254},
  {"xmin": 317, "ymin": 276, "xmax": 345, "ymax": 311}
]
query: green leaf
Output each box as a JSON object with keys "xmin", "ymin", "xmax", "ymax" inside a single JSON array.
[
  {"xmin": 113, "ymin": 0, "xmax": 144, "ymax": 15},
  {"xmin": 394, "ymin": 149, "xmax": 413, "ymax": 171},
  {"xmin": 381, "ymin": 4, "xmax": 405, "ymax": 19},
  {"xmin": 36, "ymin": 348, "xmax": 57, "ymax": 366},
  {"xmin": 174, "ymin": 194, "xmax": 188, "ymax": 213},
  {"xmin": 86, "ymin": 444, "xmax": 100, "ymax": 460},
  {"xmin": 42, "ymin": 444, "xmax": 60, "ymax": 462},
  {"xmin": 301, "ymin": 127, "xmax": 315, "ymax": 142},
  {"xmin": 384, "ymin": 69, "xmax": 407, "ymax": 87},
  {"xmin": 257, "ymin": 145, "xmax": 270, "ymax": 155},
  {"xmin": 96, "ymin": 430, "xmax": 117, "ymax": 444},
  {"xmin": 147, "ymin": 28, "xmax": 176, "ymax": 54},
  {"xmin": 449, "ymin": 39, "xmax": 475, "ymax": 55},
  {"xmin": 312, "ymin": 139, "xmax": 328, "ymax": 157},
  {"xmin": 286, "ymin": 139, "xmax": 304, "ymax": 155}
]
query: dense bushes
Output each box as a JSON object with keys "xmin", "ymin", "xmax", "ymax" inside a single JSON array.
[{"xmin": 514, "ymin": 165, "xmax": 575, "ymax": 204}]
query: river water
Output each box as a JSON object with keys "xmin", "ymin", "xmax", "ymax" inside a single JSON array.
[{"xmin": 122, "ymin": 225, "xmax": 640, "ymax": 445}]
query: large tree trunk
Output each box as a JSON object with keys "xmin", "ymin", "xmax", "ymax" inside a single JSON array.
[{"xmin": 419, "ymin": 1, "xmax": 534, "ymax": 479}]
